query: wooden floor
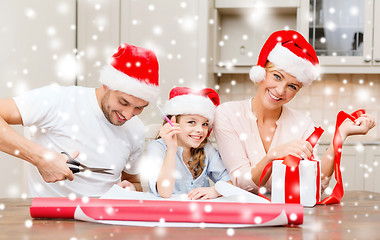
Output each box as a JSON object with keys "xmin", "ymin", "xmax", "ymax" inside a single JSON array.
[{"xmin": 1, "ymin": 191, "xmax": 379, "ymax": 240}]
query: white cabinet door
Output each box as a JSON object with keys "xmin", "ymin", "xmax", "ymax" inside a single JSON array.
[
  {"xmin": 120, "ymin": 0, "xmax": 213, "ymax": 125},
  {"xmin": 373, "ymin": 0, "xmax": 380, "ymax": 66},
  {"xmin": 0, "ymin": 0, "xmax": 77, "ymax": 91},
  {"xmin": 318, "ymin": 144, "xmax": 364, "ymax": 191},
  {"xmin": 340, "ymin": 145, "xmax": 365, "ymax": 190},
  {"xmin": 76, "ymin": 0, "xmax": 121, "ymax": 88},
  {"xmin": 0, "ymin": 0, "xmax": 76, "ymax": 198},
  {"xmin": 364, "ymin": 145, "xmax": 380, "ymax": 193}
]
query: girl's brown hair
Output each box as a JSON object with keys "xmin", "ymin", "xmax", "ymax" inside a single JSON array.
[{"xmin": 158, "ymin": 115, "xmax": 207, "ymax": 179}]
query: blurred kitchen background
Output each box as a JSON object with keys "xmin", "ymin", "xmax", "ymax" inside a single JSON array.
[{"xmin": 0, "ymin": 0, "xmax": 379, "ymax": 197}]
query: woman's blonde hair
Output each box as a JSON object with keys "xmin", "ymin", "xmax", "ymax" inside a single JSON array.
[
  {"xmin": 251, "ymin": 62, "xmax": 277, "ymax": 85},
  {"xmin": 264, "ymin": 61, "xmax": 303, "ymax": 88},
  {"xmin": 265, "ymin": 61, "xmax": 278, "ymax": 72},
  {"xmin": 158, "ymin": 115, "xmax": 207, "ymax": 179}
]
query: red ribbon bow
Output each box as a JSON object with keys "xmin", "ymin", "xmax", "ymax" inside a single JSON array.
[
  {"xmin": 258, "ymin": 109, "xmax": 365, "ymax": 205},
  {"xmin": 318, "ymin": 109, "xmax": 365, "ymax": 204},
  {"xmin": 258, "ymin": 126, "xmax": 324, "ymax": 203}
]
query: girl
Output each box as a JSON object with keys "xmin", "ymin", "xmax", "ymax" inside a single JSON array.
[
  {"xmin": 147, "ymin": 87, "xmax": 231, "ymax": 199},
  {"xmin": 214, "ymin": 30, "xmax": 375, "ymax": 194}
]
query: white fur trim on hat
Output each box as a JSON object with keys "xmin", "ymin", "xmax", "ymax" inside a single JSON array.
[
  {"xmin": 249, "ymin": 65, "xmax": 266, "ymax": 83},
  {"xmin": 163, "ymin": 95, "xmax": 216, "ymax": 126},
  {"xmin": 99, "ymin": 65, "xmax": 159, "ymax": 103},
  {"xmin": 268, "ymin": 43, "xmax": 319, "ymax": 85}
]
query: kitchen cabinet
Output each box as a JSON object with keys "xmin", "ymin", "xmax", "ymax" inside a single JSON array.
[
  {"xmin": 308, "ymin": 0, "xmax": 380, "ymax": 73},
  {"xmin": 318, "ymin": 143, "xmax": 380, "ymax": 193},
  {"xmin": 77, "ymin": 0, "xmax": 121, "ymax": 88},
  {"xmin": 364, "ymin": 144, "xmax": 380, "ymax": 193},
  {"xmin": 318, "ymin": 143, "xmax": 364, "ymax": 191},
  {"xmin": 214, "ymin": 0, "xmax": 380, "ymax": 74},
  {"xmin": 120, "ymin": 0, "xmax": 214, "ymax": 125},
  {"xmin": 0, "ymin": 0, "xmax": 77, "ymax": 198},
  {"xmin": 213, "ymin": 0, "xmax": 309, "ymax": 74}
]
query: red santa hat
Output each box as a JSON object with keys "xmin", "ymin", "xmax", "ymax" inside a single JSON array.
[
  {"xmin": 99, "ymin": 43, "xmax": 159, "ymax": 103},
  {"xmin": 163, "ymin": 87, "xmax": 220, "ymax": 126},
  {"xmin": 249, "ymin": 30, "xmax": 319, "ymax": 86}
]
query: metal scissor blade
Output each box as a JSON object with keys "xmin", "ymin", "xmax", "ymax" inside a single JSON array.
[
  {"xmin": 62, "ymin": 151, "xmax": 114, "ymax": 175},
  {"xmin": 85, "ymin": 168, "xmax": 114, "ymax": 175}
]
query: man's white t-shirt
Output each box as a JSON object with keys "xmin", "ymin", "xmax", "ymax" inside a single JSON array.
[{"xmin": 13, "ymin": 84, "xmax": 145, "ymax": 197}]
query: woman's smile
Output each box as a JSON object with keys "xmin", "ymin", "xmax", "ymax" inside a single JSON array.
[{"xmin": 267, "ymin": 89, "xmax": 282, "ymax": 101}]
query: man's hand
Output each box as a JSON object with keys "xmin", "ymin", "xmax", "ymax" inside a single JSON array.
[
  {"xmin": 35, "ymin": 151, "xmax": 78, "ymax": 183},
  {"xmin": 121, "ymin": 172, "xmax": 142, "ymax": 191},
  {"xmin": 117, "ymin": 180, "xmax": 137, "ymax": 191}
]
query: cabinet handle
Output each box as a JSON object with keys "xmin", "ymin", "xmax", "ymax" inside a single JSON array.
[
  {"xmin": 375, "ymin": 58, "xmax": 380, "ymax": 62},
  {"xmin": 364, "ymin": 59, "xmax": 371, "ymax": 63}
]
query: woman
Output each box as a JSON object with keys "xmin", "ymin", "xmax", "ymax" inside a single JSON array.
[{"xmin": 214, "ymin": 30, "xmax": 375, "ymax": 194}]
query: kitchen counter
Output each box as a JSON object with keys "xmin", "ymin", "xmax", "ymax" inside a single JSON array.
[{"xmin": 319, "ymin": 140, "xmax": 380, "ymax": 146}]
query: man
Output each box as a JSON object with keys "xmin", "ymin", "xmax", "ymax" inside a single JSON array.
[{"xmin": 0, "ymin": 43, "xmax": 159, "ymax": 197}]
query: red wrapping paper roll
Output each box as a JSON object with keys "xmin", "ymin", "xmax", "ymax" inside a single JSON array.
[
  {"xmin": 30, "ymin": 198, "xmax": 83, "ymax": 219},
  {"xmin": 30, "ymin": 197, "xmax": 303, "ymax": 225}
]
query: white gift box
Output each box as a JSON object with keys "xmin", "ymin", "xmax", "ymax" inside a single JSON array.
[{"xmin": 271, "ymin": 160, "xmax": 321, "ymax": 207}]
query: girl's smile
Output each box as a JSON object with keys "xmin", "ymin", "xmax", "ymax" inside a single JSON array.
[{"xmin": 189, "ymin": 134, "xmax": 203, "ymax": 141}]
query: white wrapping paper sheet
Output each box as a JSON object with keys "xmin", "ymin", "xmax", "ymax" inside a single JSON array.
[{"xmin": 74, "ymin": 182, "xmax": 288, "ymax": 227}]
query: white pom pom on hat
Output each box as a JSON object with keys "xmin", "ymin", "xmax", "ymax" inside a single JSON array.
[
  {"xmin": 249, "ymin": 30, "xmax": 320, "ymax": 86},
  {"xmin": 249, "ymin": 66, "xmax": 266, "ymax": 83}
]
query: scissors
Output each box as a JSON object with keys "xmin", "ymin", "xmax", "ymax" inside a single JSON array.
[{"xmin": 61, "ymin": 152, "xmax": 113, "ymax": 175}]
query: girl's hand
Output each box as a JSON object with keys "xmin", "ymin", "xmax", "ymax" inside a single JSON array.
[
  {"xmin": 187, "ymin": 186, "xmax": 221, "ymax": 200},
  {"xmin": 159, "ymin": 116, "xmax": 181, "ymax": 150},
  {"xmin": 339, "ymin": 114, "xmax": 376, "ymax": 140},
  {"xmin": 267, "ymin": 140, "xmax": 313, "ymax": 161}
]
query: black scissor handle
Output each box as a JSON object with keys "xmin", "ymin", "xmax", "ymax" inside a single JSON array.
[
  {"xmin": 61, "ymin": 151, "xmax": 81, "ymax": 167},
  {"xmin": 69, "ymin": 167, "xmax": 80, "ymax": 174}
]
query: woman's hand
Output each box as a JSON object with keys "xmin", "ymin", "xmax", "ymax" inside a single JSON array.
[
  {"xmin": 187, "ymin": 186, "xmax": 221, "ymax": 200},
  {"xmin": 158, "ymin": 116, "xmax": 181, "ymax": 150},
  {"xmin": 267, "ymin": 140, "xmax": 313, "ymax": 161},
  {"xmin": 339, "ymin": 114, "xmax": 376, "ymax": 140}
]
